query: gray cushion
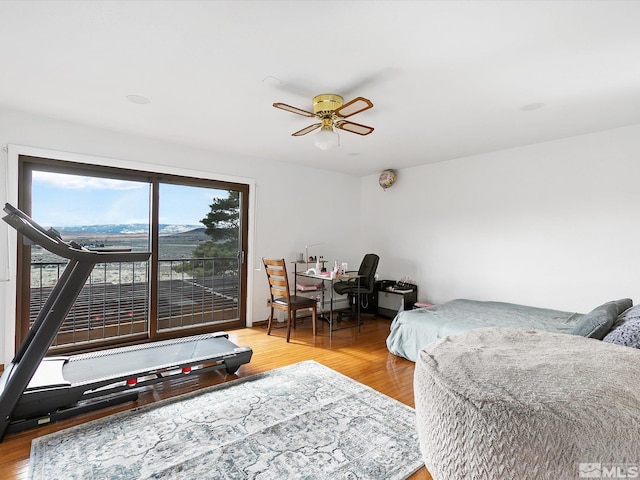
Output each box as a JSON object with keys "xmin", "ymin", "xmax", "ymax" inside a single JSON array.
[
  {"xmin": 603, "ymin": 304, "xmax": 640, "ymax": 348},
  {"xmin": 613, "ymin": 298, "xmax": 634, "ymax": 315},
  {"xmin": 610, "ymin": 303, "xmax": 640, "ymax": 330},
  {"xmin": 602, "ymin": 319, "xmax": 640, "ymax": 348},
  {"xmin": 414, "ymin": 328, "xmax": 640, "ymax": 480},
  {"xmin": 571, "ymin": 300, "xmax": 630, "ymax": 339}
]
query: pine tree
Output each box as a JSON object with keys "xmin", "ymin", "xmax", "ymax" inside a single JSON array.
[
  {"xmin": 174, "ymin": 191, "xmax": 240, "ymax": 277},
  {"xmin": 195, "ymin": 191, "xmax": 240, "ymax": 258}
]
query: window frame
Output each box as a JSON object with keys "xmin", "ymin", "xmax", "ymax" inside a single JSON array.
[{"xmin": 17, "ymin": 154, "xmax": 249, "ymax": 354}]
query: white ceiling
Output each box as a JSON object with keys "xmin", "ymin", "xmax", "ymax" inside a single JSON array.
[{"xmin": 1, "ymin": 0, "xmax": 639, "ymax": 176}]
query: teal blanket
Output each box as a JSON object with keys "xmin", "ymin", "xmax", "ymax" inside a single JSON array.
[{"xmin": 386, "ymin": 299, "xmax": 583, "ymax": 362}]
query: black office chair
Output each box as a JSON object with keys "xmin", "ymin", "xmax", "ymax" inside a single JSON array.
[{"xmin": 333, "ymin": 253, "xmax": 379, "ymax": 322}]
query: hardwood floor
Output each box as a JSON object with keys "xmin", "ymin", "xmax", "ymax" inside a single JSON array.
[{"xmin": 0, "ymin": 316, "xmax": 432, "ymax": 480}]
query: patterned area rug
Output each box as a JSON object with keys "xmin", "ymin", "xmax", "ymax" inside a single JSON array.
[{"xmin": 29, "ymin": 360, "xmax": 423, "ymax": 480}]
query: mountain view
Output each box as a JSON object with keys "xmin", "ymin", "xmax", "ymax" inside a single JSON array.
[
  {"xmin": 31, "ymin": 225, "xmax": 210, "ymax": 265},
  {"xmin": 57, "ymin": 224, "xmax": 204, "ymax": 236}
]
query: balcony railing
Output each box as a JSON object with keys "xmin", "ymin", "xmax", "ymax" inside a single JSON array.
[{"xmin": 29, "ymin": 257, "xmax": 239, "ymax": 349}]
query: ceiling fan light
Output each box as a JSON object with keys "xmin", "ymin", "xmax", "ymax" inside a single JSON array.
[{"xmin": 314, "ymin": 128, "xmax": 340, "ymax": 151}]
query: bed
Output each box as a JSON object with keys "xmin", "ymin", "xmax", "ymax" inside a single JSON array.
[{"xmin": 386, "ymin": 298, "xmax": 631, "ymax": 362}]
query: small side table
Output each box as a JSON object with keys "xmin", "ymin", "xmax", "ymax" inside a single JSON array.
[{"xmin": 378, "ymin": 287, "xmax": 417, "ymax": 318}]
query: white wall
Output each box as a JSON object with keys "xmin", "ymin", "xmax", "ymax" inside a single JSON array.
[
  {"xmin": 361, "ymin": 124, "xmax": 640, "ymax": 313},
  {"xmin": 4, "ymin": 106, "xmax": 640, "ymax": 364},
  {"xmin": 0, "ymin": 107, "xmax": 363, "ymax": 364}
]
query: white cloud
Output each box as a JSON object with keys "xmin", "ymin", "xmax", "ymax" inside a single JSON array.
[{"xmin": 33, "ymin": 171, "xmax": 146, "ymax": 191}]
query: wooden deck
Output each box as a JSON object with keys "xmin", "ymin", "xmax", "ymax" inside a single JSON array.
[
  {"xmin": 30, "ymin": 277, "xmax": 240, "ymax": 346},
  {"xmin": 0, "ymin": 316, "xmax": 432, "ymax": 480}
]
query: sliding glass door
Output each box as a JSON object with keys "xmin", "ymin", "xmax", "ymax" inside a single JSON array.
[
  {"xmin": 28, "ymin": 169, "xmax": 151, "ymax": 347},
  {"xmin": 156, "ymin": 183, "xmax": 243, "ymax": 332},
  {"xmin": 17, "ymin": 156, "xmax": 248, "ymax": 353}
]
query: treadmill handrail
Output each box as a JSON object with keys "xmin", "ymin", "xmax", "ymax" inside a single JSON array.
[{"xmin": 2, "ymin": 203, "xmax": 150, "ymax": 263}]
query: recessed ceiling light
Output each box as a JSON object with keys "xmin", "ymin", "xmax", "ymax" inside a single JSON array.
[
  {"xmin": 126, "ymin": 94, "xmax": 151, "ymax": 105},
  {"xmin": 520, "ymin": 102, "xmax": 544, "ymax": 112},
  {"xmin": 262, "ymin": 76, "xmax": 283, "ymax": 86}
]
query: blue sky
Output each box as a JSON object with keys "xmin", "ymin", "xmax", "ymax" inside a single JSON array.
[{"xmin": 32, "ymin": 171, "xmax": 228, "ymax": 227}]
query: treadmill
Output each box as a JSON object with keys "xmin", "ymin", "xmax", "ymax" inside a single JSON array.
[{"xmin": 0, "ymin": 203, "xmax": 252, "ymax": 441}]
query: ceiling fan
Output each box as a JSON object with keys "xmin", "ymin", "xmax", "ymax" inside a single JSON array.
[{"xmin": 273, "ymin": 94, "xmax": 374, "ymax": 150}]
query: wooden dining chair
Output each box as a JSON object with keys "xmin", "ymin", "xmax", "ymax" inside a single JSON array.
[{"xmin": 263, "ymin": 258, "xmax": 318, "ymax": 342}]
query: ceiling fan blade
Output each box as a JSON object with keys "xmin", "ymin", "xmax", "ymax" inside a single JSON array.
[
  {"xmin": 273, "ymin": 102, "xmax": 315, "ymax": 117},
  {"xmin": 338, "ymin": 69, "xmax": 397, "ymax": 98},
  {"xmin": 292, "ymin": 123, "xmax": 321, "ymax": 136},
  {"xmin": 334, "ymin": 97, "xmax": 373, "ymax": 118},
  {"xmin": 335, "ymin": 120, "xmax": 374, "ymax": 136}
]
